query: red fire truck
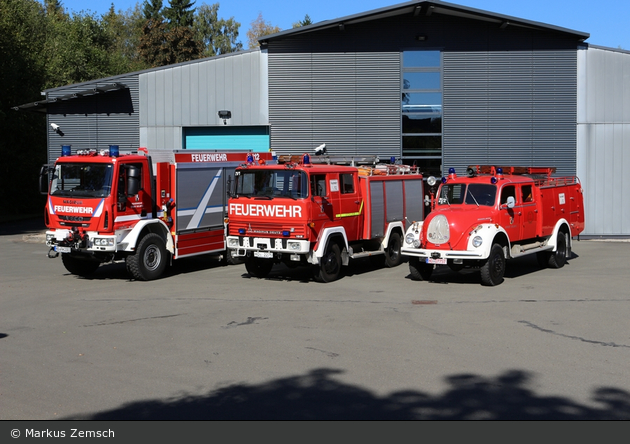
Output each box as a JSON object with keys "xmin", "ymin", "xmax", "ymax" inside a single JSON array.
[
  {"xmin": 226, "ymin": 153, "xmax": 425, "ymax": 282},
  {"xmin": 40, "ymin": 147, "xmax": 274, "ymax": 280},
  {"xmin": 401, "ymin": 165, "xmax": 585, "ymax": 286}
]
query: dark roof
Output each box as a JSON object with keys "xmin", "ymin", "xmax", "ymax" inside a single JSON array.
[
  {"xmin": 12, "ymin": 83, "xmax": 128, "ymax": 113},
  {"xmin": 259, "ymin": 0, "xmax": 590, "ymax": 44}
]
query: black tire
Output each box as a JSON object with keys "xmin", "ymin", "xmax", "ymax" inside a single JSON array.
[
  {"xmin": 548, "ymin": 231, "xmax": 568, "ymax": 269},
  {"xmin": 408, "ymin": 257, "xmax": 433, "ymax": 281},
  {"xmin": 448, "ymin": 262, "xmax": 465, "ymax": 272},
  {"xmin": 61, "ymin": 253, "xmax": 100, "ymax": 277},
  {"xmin": 221, "ymin": 249, "xmax": 243, "ymax": 266},
  {"xmin": 126, "ymin": 233, "xmax": 168, "ymax": 281},
  {"xmin": 480, "ymin": 243, "xmax": 505, "ymax": 286},
  {"xmin": 244, "ymin": 256, "xmax": 274, "ymax": 278},
  {"xmin": 384, "ymin": 232, "xmax": 403, "ymax": 268},
  {"xmin": 313, "ymin": 242, "xmax": 342, "ymax": 283}
]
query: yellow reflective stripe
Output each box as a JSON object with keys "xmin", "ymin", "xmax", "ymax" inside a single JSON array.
[{"xmin": 336, "ymin": 200, "xmax": 364, "ymax": 218}]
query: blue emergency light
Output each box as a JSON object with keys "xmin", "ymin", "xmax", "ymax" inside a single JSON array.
[
  {"xmin": 61, "ymin": 145, "xmax": 72, "ymax": 157},
  {"xmin": 109, "ymin": 145, "xmax": 120, "ymax": 157}
]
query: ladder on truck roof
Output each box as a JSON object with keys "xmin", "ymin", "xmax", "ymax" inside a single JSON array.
[
  {"xmin": 277, "ymin": 154, "xmax": 380, "ymax": 166},
  {"xmin": 467, "ymin": 165, "xmax": 557, "ymax": 176}
]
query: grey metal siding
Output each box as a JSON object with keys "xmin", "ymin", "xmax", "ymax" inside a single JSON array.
[
  {"xmin": 45, "ymin": 75, "xmax": 140, "ymax": 162},
  {"xmin": 577, "ymin": 46, "xmax": 630, "ymax": 236},
  {"xmin": 140, "ymin": 50, "xmax": 269, "ymax": 150},
  {"xmin": 268, "ymin": 52, "xmax": 400, "ymax": 157},
  {"xmin": 443, "ymin": 50, "xmax": 577, "ymax": 176}
]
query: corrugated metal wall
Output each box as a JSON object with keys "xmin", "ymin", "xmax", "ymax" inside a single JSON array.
[
  {"xmin": 443, "ymin": 50, "xmax": 577, "ymax": 176},
  {"xmin": 140, "ymin": 50, "xmax": 268, "ymax": 150},
  {"xmin": 577, "ymin": 46, "xmax": 630, "ymax": 236},
  {"xmin": 45, "ymin": 74, "xmax": 140, "ymax": 162},
  {"xmin": 268, "ymin": 52, "xmax": 401, "ymax": 157}
]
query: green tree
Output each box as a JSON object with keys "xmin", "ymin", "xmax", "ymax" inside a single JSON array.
[
  {"xmin": 246, "ymin": 13, "xmax": 281, "ymax": 49},
  {"xmin": 142, "ymin": 0, "xmax": 163, "ymax": 21},
  {"xmin": 292, "ymin": 14, "xmax": 312, "ymax": 28},
  {"xmin": 0, "ymin": 0, "xmax": 49, "ymax": 216},
  {"xmin": 164, "ymin": 0, "xmax": 195, "ymax": 28},
  {"xmin": 194, "ymin": 3, "xmax": 242, "ymax": 57},
  {"xmin": 102, "ymin": 3, "xmax": 149, "ymax": 73}
]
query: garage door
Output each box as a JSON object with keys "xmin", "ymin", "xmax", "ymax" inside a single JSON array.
[{"xmin": 184, "ymin": 126, "xmax": 270, "ymax": 152}]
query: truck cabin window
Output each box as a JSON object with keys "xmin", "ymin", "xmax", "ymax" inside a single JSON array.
[
  {"xmin": 50, "ymin": 163, "xmax": 114, "ymax": 198},
  {"xmin": 438, "ymin": 184, "xmax": 497, "ymax": 206},
  {"xmin": 235, "ymin": 170, "xmax": 308, "ymax": 199}
]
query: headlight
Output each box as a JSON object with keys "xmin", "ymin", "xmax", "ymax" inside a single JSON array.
[
  {"xmin": 413, "ymin": 239, "xmax": 420, "ymax": 248},
  {"xmin": 46, "ymin": 234, "xmax": 54, "ymax": 242},
  {"xmin": 94, "ymin": 238, "xmax": 114, "ymax": 246},
  {"xmin": 287, "ymin": 241, "xmax": 301, "ymax": 251},
  {"xmin": 472, "ymin": 236, "xmax": 483, "ymax": 248},
  {"xmin": 405, "ymin": 233, "xmax": 415, "ymax": 245},
  {"xmin": 227, "ymin": 238, "xmax": 239, "ymax": 247}
]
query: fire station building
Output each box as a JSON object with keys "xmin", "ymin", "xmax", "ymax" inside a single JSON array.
[{"xmin": 17, "ymin": 1, "xmax": 630, "ymax": 237}]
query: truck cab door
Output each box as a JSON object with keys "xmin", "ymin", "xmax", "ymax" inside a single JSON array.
[
  {"xmin": 520, "ymin": 184, "xmax": 538, "ymax": 239},
  {"xmin": 334, "ymin": 172, "xmax": 361, "ymax": 240},
  {"xmin": 115, "ymin": 162, "xmax": 149, "ymax": 227},
  {"xmin": 499, "ymin": 185, "xmax": 522, "ymax": 242},
  {"xmin": 310, "ymin": 174, "xmax": 334, "ymax": 224}
]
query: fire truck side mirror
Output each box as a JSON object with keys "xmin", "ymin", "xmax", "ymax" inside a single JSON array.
[
  {"xmin": 39, "ymin": 164, "xmax": 52, "ymax": 195},
  {"xmin": 503, "ymin": 196, "xmax": 516, "ymax": 209},
  {"xmin": 127, "ymin": 166, "xmax": 141, "ymax": 196}
]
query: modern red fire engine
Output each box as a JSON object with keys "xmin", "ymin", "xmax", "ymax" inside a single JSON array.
[
  {"xmin": 40, "ymin": 147, "xmax": 274, "ymax": 280},
  {"xmin": 226, "ymin": 153, "xmax": 425, "ymax": 282},
  {"xmin": 401, "ymin": 165, "xmax": 585, "ymax": 286}
]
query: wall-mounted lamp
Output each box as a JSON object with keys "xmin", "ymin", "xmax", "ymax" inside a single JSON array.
[
  {"xmin": 218, "ymin": 110, "xmax": 231, "ymax": 125},
  {"xmin": 416, "ymin": 34, "xmax": 428, "ymax": 41},
  {"xmin": 338, "ymin": 23, "xmax": 345, "ymax": 31}
]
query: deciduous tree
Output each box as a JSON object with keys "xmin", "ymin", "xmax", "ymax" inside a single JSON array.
[{"xmin": 246, "ymin": 13, "xmax": 281, "ymax": 49}]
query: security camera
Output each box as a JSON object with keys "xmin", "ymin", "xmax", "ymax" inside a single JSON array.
[
  {"xmin": 314, "ymin": 143, "xmax": 327, "ymax": 155},
  {"xmin": 50, "ymin": 123, "xmax": 64, "ymax": 136}
]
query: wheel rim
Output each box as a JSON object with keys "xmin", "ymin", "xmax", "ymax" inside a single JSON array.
[
  {"xmin": 323, "ymin": 252, "xmax": 340, "ymax": 275},
  {"xmin": 144, "ymin": 245, "xmax": 161, "ymax": 271},
  {"xmin": 388, "ymin": 236, "xmax": 400, "ymax": 262},
  {"xmin": 491, "ymin": 253, "xmax": 504, "ymax": 280}
]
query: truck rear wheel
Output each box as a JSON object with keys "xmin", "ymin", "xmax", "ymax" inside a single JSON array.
[
  {"xmin": 548, "ymin": 231, "xmax": 568, "ymax": 269},
  {"xmin": 480, "ymin": 243, "xmax": 505, "ymax": 286},
  {"xmin": 126, "ymin": 233, "xmax": 167, "ymax": 281},
  {"xmin": 61, "ymin": 254, "xmax": 100, "ymax": 277},
  {"xmin": 244, "ymin": 257, "xmax": 273, "ymax": 278},
  {"xmin": 384, "ymin": 232, "xmax": 403, "ymax": 268},
  {"xmin": 313, "ymin": 242, "xmax": 342, "ymax": 283},
  {"xmin": 408, "ymin": 257, "xmax": 433, "ymax": 281}
]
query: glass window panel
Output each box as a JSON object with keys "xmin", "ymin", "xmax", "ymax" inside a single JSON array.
[
  {"xmin": 403, "ymin": 72, "xmax": 441, "ymax": 90},
  {"xmin": 403, "ymin": 136, "xmax": 442, "ymax": 154},
  {"xmin": 402, "ymin": 114, "xmax": 442, "ymax": 134},
  {"xmin": 403, "ymin": 51, "xmax": 440, "ymax": 68}
]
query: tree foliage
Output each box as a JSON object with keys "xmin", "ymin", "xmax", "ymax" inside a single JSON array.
[
  {"xmin": 194, "ymin": 3, "xmax": 242, "ymax": 57},
  {"xmin": 292, "ymin": 14, "xmax": 312, "ymax": 29},
  {"xmin": 246, "ymin": 13, "xmax": 281, "ymax": 49}
]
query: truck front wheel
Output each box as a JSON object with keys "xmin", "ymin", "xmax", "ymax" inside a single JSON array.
[
  {"xmin": 408, "ymin": 257, "xmax": 433, "ymax": 281},
  {"xmin": 480, "ymin": 243, "xmax": 505, "ymax": 286},
  {"xmin": 244, "ymin": 256, "xmax": 274, "ymax": 278},
  {"xmin": 61, "ymin": 254, "xmax": 100, "ymax": 277},
  {"xmin": 313, "ymin": 242, "xmax": 342, "ymax": 283},
  {"xmin": 126, "ymin": 233, "xmax": 168, "ymax": 281},
  {"xmin": 384, "ymin": 232, "xmax": 403, "ymax": 268}
]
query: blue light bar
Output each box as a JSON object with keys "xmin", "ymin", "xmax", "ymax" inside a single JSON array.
[
  {"xmin": 282, "ymin": 231, "xmax": 290, "ymax": 237},
  {"xmin": 238, "ymin": 228, "xmax": 246, "ymax": 235},
  {"xmin": 303, "ymin": 153, "xmax": 310, "ymax": 165},
  {"xmin": 61, "ymin": 145, "xmax": 72, "ymax": 157},
  {"xmin": 109, "ymin": 145, "xmax": 119, "ymax": 157}
]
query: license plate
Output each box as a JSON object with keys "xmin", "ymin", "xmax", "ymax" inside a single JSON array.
[
  {"xmin": 254, "ymin": 251, "xmax": 273, "ymax": 259},
  {"xmin": 426, "ymin": 257, "xmax": 447, "ymax": 265},
  {"xmin": 55, "ymin": 246, "xmax": 71, "ymax": 253}
]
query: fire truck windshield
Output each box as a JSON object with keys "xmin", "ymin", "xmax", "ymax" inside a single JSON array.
[
  {"xmin": 438, "ymin": 183, "xmax": 497, "ymax": 207},
  {"xmin": 235, "ymin": 169, "xmax": 309, "ymax": 199},
  {"xmin": 50, "ymin": 163, "xmax": 114, "ymax": 198}
]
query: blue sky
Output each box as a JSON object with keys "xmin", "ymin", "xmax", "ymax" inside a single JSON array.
[{"xmin": 46, "ymin": 0, "xmax": 629, "ymax": 50}]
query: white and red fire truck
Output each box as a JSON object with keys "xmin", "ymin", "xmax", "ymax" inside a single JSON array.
[
  {"xmin": 401, "ymin": 165, "xmax": 585, "ymax": 286},
  {"xmin": 226, "ymin": 153, "xmax": 425, "ymax": 282},
  {"xmin": 40, "ymin": 147, "xmax": 274, "ymax": 280}
]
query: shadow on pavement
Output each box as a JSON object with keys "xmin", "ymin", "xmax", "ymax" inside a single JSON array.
[{"xmin": 63, "ymin": 368, "xmax": 630, "ymax": 420}]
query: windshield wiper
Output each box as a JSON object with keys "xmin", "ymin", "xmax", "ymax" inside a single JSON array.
[{"xmin": 466, "ymin": 188, "xmax": 480, "ymax": 207}]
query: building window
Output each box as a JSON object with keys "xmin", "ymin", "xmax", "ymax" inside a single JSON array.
[{"xmin": 402, "ymin": 50, "xmax": 442, "ymax": 176}]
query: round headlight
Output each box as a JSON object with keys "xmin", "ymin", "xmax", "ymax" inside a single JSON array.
[
  {"xmin": 472, "ymin": 236, "xmax": 483, "ymax": 248},
  {"xmin": 405, "ymin": 233, "xmax": 415, "ymax": 244},
  {"xmin": 427, "ymin": 176, "xmax": 437, "ymax": 186}
]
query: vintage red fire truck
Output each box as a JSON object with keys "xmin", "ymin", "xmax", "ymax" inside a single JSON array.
[
  {"xmin": 226, "ymin": 153, "xmax": 425, "ymax": 282},
  {"xmin": 40, "ymin": 147, "xmax": 274, "ymax": 280},
  {"xmin": 401, "ymin": 165, "xmax": 585, "ymax": 286}
]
